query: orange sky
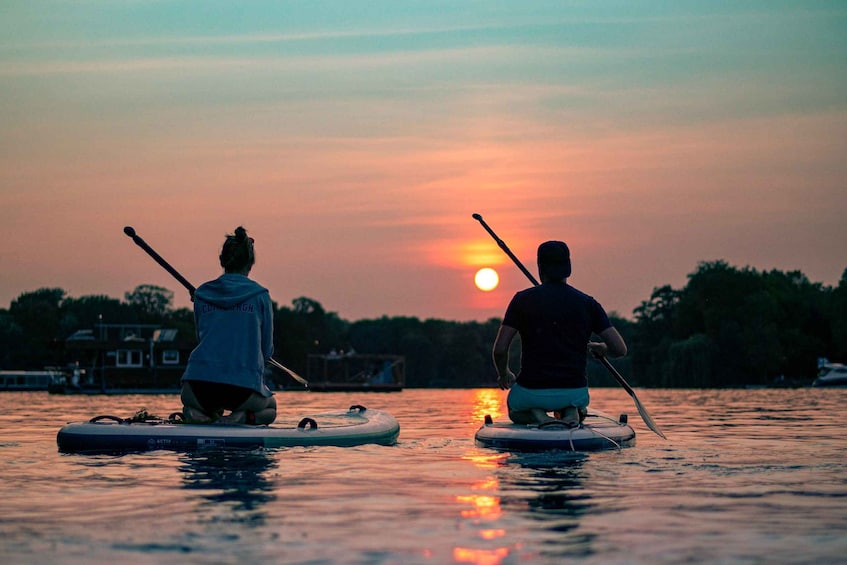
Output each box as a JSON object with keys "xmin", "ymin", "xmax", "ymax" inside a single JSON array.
[{"xmin": 2, "ymin": 3, "xmax": 845, "ymax": 322}]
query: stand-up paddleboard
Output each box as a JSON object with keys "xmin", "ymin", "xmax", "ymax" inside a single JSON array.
[
  {"xmin": 475, "ymin": 411, "xmax": 636, "ymax": 452},
  {"xmin": 57, "ymin": 405, "xmax": 399, "ymax": 454}
]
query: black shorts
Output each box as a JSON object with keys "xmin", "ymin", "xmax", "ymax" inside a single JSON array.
[{"xmin": 187, "ymin": 381, "xmax": 253, "ymax": 414}]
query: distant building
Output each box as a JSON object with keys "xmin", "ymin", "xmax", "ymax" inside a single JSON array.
[
  {"xmin": 54, "ymin": 323, "xmax": 195, "ymax": 394},
  {"xmin": 0, "ymin": 368, "xmax": 64, "ymax": 391},
  {"xmin": 307, "ymin": 353, "xmax": 405, "ymax": 392}
]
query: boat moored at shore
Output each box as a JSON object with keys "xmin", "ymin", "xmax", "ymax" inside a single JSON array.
[
  {"xmin": 0, "ymin": 368, "xmax": 65, "ymax": 391},
  {"xmin": 812, "ymin": 363, "xmax": 847, "ymax": 387}
]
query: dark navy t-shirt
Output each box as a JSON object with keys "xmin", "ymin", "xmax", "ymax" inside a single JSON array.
[{"xmin": 502, "ymin": 281, "xmax": 611, "ymax": 389}]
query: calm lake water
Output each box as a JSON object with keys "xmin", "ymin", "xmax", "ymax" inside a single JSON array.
[{"xmin": 1, "ymin": 387, "xmax": 845, "ymax": 564}]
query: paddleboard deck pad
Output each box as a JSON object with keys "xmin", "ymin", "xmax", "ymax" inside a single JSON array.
[
  {"xmin": 475, "ymin": 411, "xmax": 636, "ymax": 452},
  {"xmin": 57, "ymin": 405, "xmax": 399, "ymax": 453}
]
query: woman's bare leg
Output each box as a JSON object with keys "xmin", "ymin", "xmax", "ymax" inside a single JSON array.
[
  {"xmin": 180, "ymin": 382, "xmax": 221, "ymax": 423},
  {"xmin": 223, "ymin": 393, "xmax": 277, "ymax": 425}
]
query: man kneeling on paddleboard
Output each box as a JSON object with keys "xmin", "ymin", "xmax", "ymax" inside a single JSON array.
[
  {"xmin": 180, "ymin": 226, "xmax": 277, "ymax": 425},
  {"xmin": 492, "ymin": 240, "xmax": 627, "ymax": 427}
]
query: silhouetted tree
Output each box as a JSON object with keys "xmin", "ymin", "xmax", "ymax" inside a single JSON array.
[
  {"xmin": 631, "ymin": 261, "xmax": 844, "ymax": 387},
  {"xmin": 274, "ymin": 297, "xmax": 348, "ymax": 376},
  {"xmin": 7, "ymin": 288, "xmax": 66, "ymax": 367},
  {"xmin": 60, "ymin": 294, "xmax": 137, "ymax": 337},
  {"xmin": 831, "ymin": 268, "xmax": 847, "ymax": 361},
  {"xmin": 631, "ymin": 284, "xmax": 680, "ymax": 385},
  {"xmin": 125, "ymin": 284, "xmax": 174, "ymax": 321},
  {"xmin": 0, "ymin": 309, "xmax": 24, "ymax": 368}
]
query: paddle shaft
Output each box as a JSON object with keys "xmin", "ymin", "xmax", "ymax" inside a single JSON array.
[
  {"xmin": 123, "ymin": 227, "xmax": 196, "ymax": 296},
  {"xmin": 472, "ymin": 213, "xmax": 665, "ymax": 438},
  {"xmin": 472, "ymin": 214, "xmax": 539, "ymax": 286},
  {"xmin": 123, "ymin": 226, "xmax": 308, "ymax": 387}
]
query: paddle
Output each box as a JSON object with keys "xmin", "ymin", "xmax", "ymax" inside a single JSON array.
[
  {"xmin": 472, "ymin": 213, "xmax": 539, "ymax": 286},
  {"xmin": 472, "ymin": 213, "xmax": 666, "ymax": 439},
  {"xmin": 123, "ymin": 226, "xmax": 309, "ymax": 387}
]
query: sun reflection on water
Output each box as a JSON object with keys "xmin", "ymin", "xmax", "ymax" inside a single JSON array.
[
  {"xmin": 478, "ymin": 528, "xmax": 505, "ymax": 540},
  {"xmin": 469, "ymin": 388, "xmax": 505, "ymax": 425},
  {"xmin": 453, "ymin": 546, "xmax": 512, "ymax": 565},
  {"xmin": 456, "ymin": 492, "xmax": 501, "ymax": 520},
  {"xmin": 453, "ymin": 430, "xmax": 517, "ymax": 565}
]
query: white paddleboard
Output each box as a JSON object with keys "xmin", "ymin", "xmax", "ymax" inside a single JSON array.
[
  {"xmin": 475, "ymin": 411, "xmax": 636, "ymax": 452},
  {"xmin": 57, "ymin": 405, "xmax": 400, "ymax": 453}
]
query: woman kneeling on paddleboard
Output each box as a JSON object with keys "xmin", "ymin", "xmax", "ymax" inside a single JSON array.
[
  {"xmin": 180, "ymin": 226, "xmax": 277, "ymax": 425},
  {"xmin": 492, "ymin": 240, "xmax": 627, "ymax": 427}
]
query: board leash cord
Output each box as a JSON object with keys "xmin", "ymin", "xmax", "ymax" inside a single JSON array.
[
  {"xmin": 533, "ymin": 419, "xmax": 624, "ymax": 451},
  {"xmin": 87, "ymin": 409, "xmax": 184, "ymax": 426},
  {"xmin": 482, "ymin": 412, "xmax": 629, "ymax": 451},
  {"xmin": 85, "ymin": 404, "xmax": 372, "ymax": 427}
]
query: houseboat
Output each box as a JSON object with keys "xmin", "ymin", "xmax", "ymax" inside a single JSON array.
[
  {"xmin": 50, "ymin": 323, "xmax": 196, "ymax": 394},
  {"xmin": 0, "ymin": 368, "xmax": 64, "ymax": 391},
  {"xmin": 306, "ymin": 352, "xmax": 405, "ymax": 392}
]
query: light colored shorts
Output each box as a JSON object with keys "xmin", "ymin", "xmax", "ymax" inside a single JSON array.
[{"xmin": 507, "ymin": 383, "xmax": 590, "ymax": 412}]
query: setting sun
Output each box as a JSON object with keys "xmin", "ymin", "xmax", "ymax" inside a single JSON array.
[{"xmin": 474, "ymin": 268, "xmax": 499, "ymax": 291}]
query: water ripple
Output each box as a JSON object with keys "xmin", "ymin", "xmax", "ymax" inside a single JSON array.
[{"xmin": 1, "ymin": 389, "xmax": 846, "ymax": 564}]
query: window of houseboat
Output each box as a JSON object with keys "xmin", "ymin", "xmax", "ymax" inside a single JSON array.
[
  {"xmin": 116, "ymin": 350, "xmax": 143, "ymax": 367},
  {"xmin": 162, "ymin": 350, "xmax": 179, "ymax": 364}
]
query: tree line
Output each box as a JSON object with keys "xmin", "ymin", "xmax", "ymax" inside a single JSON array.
[{"xmin": 1, "ymin": 261, "xmax": 845, "ymax": 387}]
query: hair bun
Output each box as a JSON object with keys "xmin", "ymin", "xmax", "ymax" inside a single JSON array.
[{"xmin": 219, "ymin": 226, "xmax": 254, "ymax": 272}]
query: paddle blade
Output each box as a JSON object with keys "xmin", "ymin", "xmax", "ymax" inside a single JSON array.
[
  {"xmin": 633, "ymin": 395, "xmax": 666, "ymax": 439},
  {"xmin": 268, "ymin": 358, "xmax": 309, "ymax": 387}
]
